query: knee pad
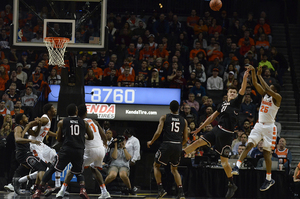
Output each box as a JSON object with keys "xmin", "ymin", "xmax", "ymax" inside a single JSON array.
[
  {"xmin": 27, "ymin": 157, "xmax": 47, "ymax": 172},
  {"xmin": 220, "ymin": 146, "xmax": 232, "ymax": 158}
]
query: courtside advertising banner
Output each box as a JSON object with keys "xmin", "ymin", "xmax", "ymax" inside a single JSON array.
[
  {"xmin": 48, "ymin": 85, "xmax": 181, "ymax": 105},
  {"xmin": 86, "ymin": 104, "xmax": 170, "ymax": 121}
]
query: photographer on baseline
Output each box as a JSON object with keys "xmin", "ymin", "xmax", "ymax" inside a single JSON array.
[{"xmin": 104, "ymin": 135, "xmax": 136, "ymax": 195}]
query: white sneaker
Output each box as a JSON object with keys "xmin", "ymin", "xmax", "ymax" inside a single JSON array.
[
  {"xmin": 4, "ymin": 183, "xmax": 14, "ymax": 192},
  {"xmin": 56, "ymin": 190, "xmax": 65, "ymax": 198},
  {"xmin": 98, "ymin": 191, "xmax": 111, "ymax": 199}
]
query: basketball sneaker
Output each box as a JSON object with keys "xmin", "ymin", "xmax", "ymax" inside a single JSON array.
[
  {"xmin": 176, "ymin": 191, "xmax": 185, "ymax": 199},
  {"xmin": 231, "ymin": 166, "xmax": 240, "ymax": 175},
  {"xmin": 44, "ymin": 186, "xmax": 60, "ymax": 197},
  {"xmin": 157, "ymin": 188, "xmax": 167, "ymax": 198},
  {"xmin": 225, "ymin": 182, "xmax": 237, "ymax": 199},
  {"xmin": 260, "ymin": 179, "xmax": 275, "ymax": 191},
  {"xmin": 4, "ymin": 183, "xmax": 14, "ymax": 192},
  {"xmin": 32, "ymin": 189, "xmax": 42, "ymax": 199},
  {"xmin": 98, "ymin": 191, "xmax": 111, "ymax": 199},
  {"xmin": 56, "ymin": 189, "xmax": 65, "ymax": 198},
  {"xmin": 12, "ymin": 177, "xmax": 21, "ymax": 195},
  {"xmin": 79, "ymin": 188, "xmax": 90, "ymax": 199}
]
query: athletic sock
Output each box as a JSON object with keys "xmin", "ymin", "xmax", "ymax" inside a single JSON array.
[
  {"xmin": 266, "ymin": 173, "xmax": 271, "ymax": 181},
  {"xmin": 228, "ymin": 177, "xmax": 234, "ymax": 185},
  {"xmin": 157, "ymin": 183, "xmax": 163, "ymax": 191},
  {"xmin": 178, "ymin": 185, "xmax": 183, "ymax": 193},
  {"xmin": 55, "ymin": 172, "xmax": 61, "ymax": 187},
  {"xmin": 236, "ymin": 160, "xmax": 242, "ymax": 168},
  {"xmin": 100, "ymin": 184, "xmax": 107, "ymax": 193},
  {"xmin": 61, "ymin": 183, "xmax": 68, "ymax": 192},
  {"xmin": 80, "ymin": 183, "xmax": 85, "ymax": 189}
]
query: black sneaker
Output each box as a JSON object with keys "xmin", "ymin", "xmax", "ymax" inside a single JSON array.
[
  {"xmin": 260, "ymin": 179, "xmax": 275, "ymax": 191},
  {"xmin": 176, "ymin": 191, "xmax": 185, "ymax": 199},
  {"xmin": 231, "ymin": 166, "xmax": 240, "ymax": 175},
  {"xmin": 44, "ymin": 187, "xmax": 60, "ymax": 197},
  {"xmin": 129, "ymin": 188, "xmax": 136, "ymax": 195},
  {"xmin": 156, "ymin": 189, "xmax": 167, "ymax": 199},
  {"xmin": 225, "ymin": 183, "xmax": 237, "ymax": 199},
  {"xmin": 13, "ymin": 177, "xmax": 21, "ymax": 195}
]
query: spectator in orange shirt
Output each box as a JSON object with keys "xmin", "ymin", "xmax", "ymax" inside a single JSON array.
[
  {"xmin": 238, "ymin": 30, "xmax": 255, "ymax": 47},
  {"xmin": 0, "ymin": 66, "xmax": 9, "ymax": 97},
  {"xmin": 0, "ymin": 58, "xmax": 10, "ymax": 74},
  {"xmin": 239, "ymin": 38, "xmax": 252, "ymax": 56},
  {"xmin": 91, "ymin": 61, "xmax": 103, "ymax": 81},
  {"xmin": 189, "ymin": 41, "xmax": 207, "ymax": 61},
  {"xmin": 255, "ymin": 33, "xmax": 270, "ymax": 50},
  {"xmin": 193, "ymin": 18, "xmax": 208, "ymax": 36},
  {"xmin": 153, "ymin": 43, "xmax": 169, "ymax": 61},
  {"xmin": 139, "ymin": 43, "xmax": 153, "ymax": 61},
  {"xmin": 103, "ymin": 61, "xmax": 116, "ymax": 77},
  {"xmin": 126, "ymin": 43, "xmax": 137, "ymax": 60},
  {"xmin": 187, "ymin": 9, "xmax": 200, "ymax": 30},
  {"xmin": 117, "ymin": 66, "xmax": 135, "ymax": 87},
  {"xmin": 208, "ymin": 18, "xmax": 222, "ymax": 35},
  {"xmin": 207, "ymin": 43, "xmax": 223, "ymax": 62},
  {"xmin": 254, "ymin": 18, "xmax": 272, "ymax": 43}
]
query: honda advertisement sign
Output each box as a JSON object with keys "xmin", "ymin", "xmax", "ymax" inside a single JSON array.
[{"xmin": 86, "ymin": 103, "xmax": 170, "ymax": 121}]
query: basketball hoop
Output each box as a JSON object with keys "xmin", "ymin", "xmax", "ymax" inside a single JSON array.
[{"xmin": 44, "ymin": 37, "xmax": 70, "ymax": 67}]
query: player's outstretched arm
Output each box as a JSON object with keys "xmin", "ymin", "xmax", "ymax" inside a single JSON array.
[
  {"xmin": 238, "ymin": 68, "xmax": 250, "ymax": 95},
  {"xmin": 249, "ymin": 65, "xmax": 266, "ymax": 96},
  {"xmin": 257, "ymin": 67, "xmax": 282, "ymax": 106},
  {"xmin": 182, "ymin": 119, "xmax": 188, "ymax": 146},
  {"xmin": 85, "ymin": 121, "xmax": 94, "ymax": 140},
  {"xmin": 14, "ymin": 125, "xmax": 41, "ymax": 145},
  {"xmin": 192, "ymin": 111, "xmax": 220, "ymax": 135},
  {"xmin": 147, "ymin": 115, "xmax": 166, "ymax": 148}
]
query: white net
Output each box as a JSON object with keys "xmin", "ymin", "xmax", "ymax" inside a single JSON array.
[{"xmin": 44, "ymin": 37, "xmax": 70, "ymax": 67}]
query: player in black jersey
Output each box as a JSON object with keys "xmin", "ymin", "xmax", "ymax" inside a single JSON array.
[
  {"xmin": 147, "ymin": 100, "xmax": 188, "ymax": 199},
  {"xmin": 13, "ymin": 113, "xmax": 47, "ymax": 195},
  {"xmin": 32, "ymin": 104, "xmax": 94, "ymax": 199},
  {"xmin": 182, "ymin": 68, "xmax": 250, "ymax": 199}
]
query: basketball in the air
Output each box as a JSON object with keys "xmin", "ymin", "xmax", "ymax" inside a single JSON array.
[{"xmin": 209, "ymin": 0, "xmax": 222, "ymax": 11}]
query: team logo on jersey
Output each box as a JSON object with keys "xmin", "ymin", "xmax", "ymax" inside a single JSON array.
[{"xmin": 86, "ymin": 104, "xmax": 115, "ymax": 119}]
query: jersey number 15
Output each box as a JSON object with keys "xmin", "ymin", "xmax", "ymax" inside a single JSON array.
[{"xmin": 171, "ymin": 122, "xmax": 180, "ymax": 133}]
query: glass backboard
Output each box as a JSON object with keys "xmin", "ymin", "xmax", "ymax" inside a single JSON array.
[{"xmin": 12, "ymin": 0, "xmax": 107, "ymax": 51}]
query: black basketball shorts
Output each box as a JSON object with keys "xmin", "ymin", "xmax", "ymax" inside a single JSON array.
[
  {"xmin": 155, "ymin": 142, "xmax": 182, "ymax": 166},
  {"xmin": 201, "ymin": 126, "xmax": 234, "ymax": 158},
  {"xmin": 54, "ymin": 147, "xmax": 84, "ymax": 174}
]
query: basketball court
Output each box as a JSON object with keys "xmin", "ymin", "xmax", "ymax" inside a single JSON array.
[{"xmin": 0, "ymin": 191, "xmax": 240, "ymax": 199}]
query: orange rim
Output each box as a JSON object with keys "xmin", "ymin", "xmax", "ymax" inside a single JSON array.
[{"xmin": 44, "ymin": 37, "xmax": 70, "ymax": 48}]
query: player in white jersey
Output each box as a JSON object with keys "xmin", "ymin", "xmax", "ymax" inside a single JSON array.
[
  {"xmin": 14, "ymin": 104, "xmax": 63, "ymax": 195},
  {"xmin": 54, "ymin": 104, "xmax": 111, "ymax": 199},
  {"xmin": 232, "ymin": 65, "xmax": 282, "ymax": 192}
]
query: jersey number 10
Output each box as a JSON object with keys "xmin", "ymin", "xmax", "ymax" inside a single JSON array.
[
  {"xmin": 171, "ymin": 122, "xmax": 180, "ymax": 133},
  {"xmin": 70, "ymin": 124, "xmax": 80, "ymax": 136}
]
